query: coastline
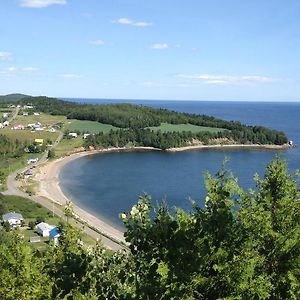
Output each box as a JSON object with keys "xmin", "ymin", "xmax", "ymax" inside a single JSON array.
[
  {"xmin": 166, "ymin": 143, "xmax": 291, "ymax": 152},
  {"xmin": 34, "ymin": 143, "xmax": 289, "ymax": 244},
  {"xmin": 34, "ymin": 147, "xmax": 160, "ymax": 245}
]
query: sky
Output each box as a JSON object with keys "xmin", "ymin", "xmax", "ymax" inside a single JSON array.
[{"xmin": 1, "ymin": 0, "xmax": 300, "ymax": 101}]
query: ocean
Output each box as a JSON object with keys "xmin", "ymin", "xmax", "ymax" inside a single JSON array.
[{"xmin": 59, "ymin": 100, "xmax": 300, "ymax": 229}]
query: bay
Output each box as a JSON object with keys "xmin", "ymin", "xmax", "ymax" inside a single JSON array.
[{"xmin": 60, "ymin": 100, "xmax": 300, "ymax": 228}]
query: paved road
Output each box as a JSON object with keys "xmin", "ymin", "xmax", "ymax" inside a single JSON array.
[{"xmin": 3, "ymin": 131, "xmax": 124, "ymax": 251}]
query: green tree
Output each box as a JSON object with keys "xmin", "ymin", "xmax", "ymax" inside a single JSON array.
[{"xmin": 0, "ymin": 230, "xmax": 52, "ymax": 299}]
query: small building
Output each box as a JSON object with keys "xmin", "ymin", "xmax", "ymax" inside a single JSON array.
[
  {"xmin": 23, "ymin": 112, "xmax": 29, "ymax": 116},
  {"xmin": 36, "ymin": 222, "xmax": 55, "ymax": 237},
  {"xmin": 34, "ymin": 138, "xmax": 44, "ymax": 145},
  {"xmin": 83, "ymin": 133, "xmax": 91, "ymax": 139},
  {"xmin": 3, "ymin": 113, "xmax": 9, "ymax": 118},
  {"xmin": 68, "ymin": 132, "xmax": 78, "ymax": 138},
  {"xmin": 33, "ymin": 112, "xmax": 40, "ymax": 116},
  {"xmin": 0, "ymin": 123, "xmax": 4, "ymax": 129},
  {"xmin": 29, "ymin": 236, "xmax": 41, "ymax": 243},
  {"xmin": 12, "ymin": 124, "xmax": 25, "ymax": 130},
  {"xmin": 23, "ymin": 105, "xmax": 33, "ymax": 109},
  {"xmin": 3, "ymin": 121, "xmax": 9, "ymax": 126},
  {"xmin": 49, "ymin": 227, "xmax": 61, "ymax": 245},
  {"xmin": 27, "ymin": 157, "xmax": 39, "ymax": 164},
  {"xmin": 48, "ymin": 127, "xmax": 56, "ymax": 133},
  {"xmin": 2, "ymin": 212, "xmax": 24, "ymax": 228}
]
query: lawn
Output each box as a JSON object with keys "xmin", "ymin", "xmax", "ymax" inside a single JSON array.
[
  {"xmin": 68, "ymin": 119, "xmax": 118, "ymax": 134},
  {"xmin": 148, "ymin": 123, "xmax": 225, "ymax": 133}
]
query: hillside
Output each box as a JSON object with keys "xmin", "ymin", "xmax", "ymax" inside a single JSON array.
[{"xmin": 0, "ymin": 93, "xmax": 29, "ymax": 102}]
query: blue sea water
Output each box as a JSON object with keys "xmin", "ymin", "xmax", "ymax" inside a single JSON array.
[{"xmin": 60, "ymin": 100, "xmax": 300, "ymax": 229}]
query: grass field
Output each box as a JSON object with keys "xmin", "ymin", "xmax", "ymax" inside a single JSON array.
[
  {"xmin": 148, "ymin": 123, "xmax": 225, "ymax": 133},
  {"xmin": 54, "ymin": 137, "xmax": 84, "ymax": 158},
  {"xmin": 0, "ymin": 113, "xmax": 65, "ymax": 143},
  {"xmin": 68, "ymin": 119, "xmax": 118, "ymax": 134},
  {"xmin": 0, "ymin": 128, "xmax": 60, "ymax": 143},
  {"xmin": 12, "ymin": 113, "xmax": 67, "ymax": 127},
  {"xmin": 1, "ymin": 194, "xmax": 61, "ymax": 224}
]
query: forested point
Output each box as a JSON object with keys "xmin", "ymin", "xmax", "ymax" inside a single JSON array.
[
  {"xmin": 0, "ymin": 159, "xmax": 299, "ymax": 299},
  {"xmin": 18, "ymin": 96, "xmax": 288, "ymax": 149}
]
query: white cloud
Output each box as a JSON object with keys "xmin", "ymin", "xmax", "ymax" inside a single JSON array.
[
  {"xmin": 178, "ymin": 74, "xmax": 274, "ymax": 85},
  {"xmin": 58, "ymin": 73, "xmax": 82, "ymax": 79},
  {"xmin": 114, "ymin": 17, "xmax": 152, "ymax": 27},
  {"xmin": 151, "ymin": 43, "xmax": 169, "ymax": 50},
  {"xmin": 23, "ymin": 66, "xmax": 39, "ymax": 72},
  {"xmin": 0, "ymin": 52, "xmax": 13, "ymax": 60},
  {"xmin": 7, "ymin": 66, "xmax": 17, "ymax": 72},
  {"xmin": 19, "ymin": 0, "xmax": 67, "ymax": 8},
  {"xmin": 90, "ymin": 39, "xmax": 105, "ymax": 45}
]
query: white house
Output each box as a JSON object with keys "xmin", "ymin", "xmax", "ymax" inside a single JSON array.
[
  {"xmin": 3, "ymin": 121, "xmax": 9, "ymax": 126},
  {"xmin": 23, "ymin": 112, "xmax": 29, "ymax": 116},
  {"xmin": 2, "ymin": 212, "xmax": 24, "ymax": 228},
  {"xmin": 0, "ymin": 123, "xmax": 4, "ymax": 129},
  {"xmin": 36, "ymin": 222, "xmax": 55, "ymax": 237},
  {"xmin": 33, "ymin": 112, "xmax": 40, "ymax": 116},
  {"xmin": 27, "ymin": 157, "xmax": 39, "ymax": 164},
  {"xmin": 83, "ymin": 133, "xmax": 91, "ymax": 139},
  {"xmin": 68, "ymin": 132, "xmax": 78, "ymax": 138},
  {"xmin": 3, "ymin": 113, "xmax": 9, "ymax": 118}
]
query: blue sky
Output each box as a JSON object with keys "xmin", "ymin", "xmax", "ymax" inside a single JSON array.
[{"xmin": 1, "ymin": 0, "xmax": 300, "ymax": 101}]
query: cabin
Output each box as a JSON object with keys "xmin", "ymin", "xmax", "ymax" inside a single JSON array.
[
  {"xmin": 34, "ymin": 138, "xmax": 44, "ymax": 145},
  {"xmin": 68, "ymin": 132, "xmax": 78, "ymax": 138},
  {"xmin": 2, "ymin": 212, "xmax": 24, "ymax": 228},
  {"xmin": 36, "ymin": 222, "xmax": 55, "ymax": 237}
]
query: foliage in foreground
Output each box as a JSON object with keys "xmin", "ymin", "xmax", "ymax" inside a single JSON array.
[{"xmin": 0, "ymin": 159, "xmax": 299, "ymax": 299}]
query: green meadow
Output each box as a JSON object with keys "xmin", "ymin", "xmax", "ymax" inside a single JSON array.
[
  {"xmin": 68, "ymin": 120, "xmax": 118, "ymax": 134},
  {"xmin": 148, "ymin": 123, "xmax": 225, "ymax": 133}
]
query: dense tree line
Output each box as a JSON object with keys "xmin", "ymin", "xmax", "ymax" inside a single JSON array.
[
  {"xmin": 0, "ymin": 159, "xmax": 299, "ymax": 299},
  {"xmin": 85, "ymin": 127, "xmax": 287, "ymax": 150},
  {"xmin": 19, "ymin": 96, "xmax": 288, "ymax": 146}
]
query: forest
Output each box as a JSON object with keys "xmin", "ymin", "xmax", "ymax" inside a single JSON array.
[
  {"xmin": 18, "ymin": 96, "xmax": 288, "ymax": 147},
  {"xmin": 0, "ymin": 159, "xmax": 299, "ymax": 299}
]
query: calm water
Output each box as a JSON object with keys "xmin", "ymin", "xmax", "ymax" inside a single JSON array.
[{"xmin": 60, "ymin": 100, "xmax": 300, "ymax": 229}]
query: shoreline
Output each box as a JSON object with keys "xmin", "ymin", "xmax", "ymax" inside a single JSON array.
[{"xmin": 34, "ymin": 143, "xmax": 289, "ymax": 244}]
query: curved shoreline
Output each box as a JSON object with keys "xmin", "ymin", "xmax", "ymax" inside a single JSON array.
[{"xmin": 34, "ymin": 144, "xmax": 289, "ymax": 244}]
